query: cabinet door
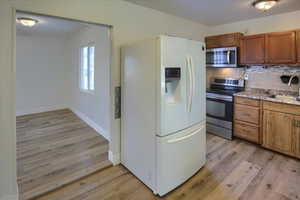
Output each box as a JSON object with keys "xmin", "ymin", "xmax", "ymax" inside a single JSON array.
[
  {"xmin": 205, "ymin": 36, "xmax": 220, "ymax": 49},
  {"xmin": 297, "ymin": 30, "xmax": 300, "ymax": 63},
  {"xmin": 263, "ymin": 110, "xmax": 294, "ymax": 155},
  {"xmin": 293, "ymin": 115, "xmax": 300, "ymax": 158},
  {"xmin": 265, "ymin": 31, "xmax": 296, "ymax": 64},
  {"xmin": 220, "ymin": 33, "xmax": 239, "ymax": 47},
  {"xmin": 240, "ymin": 35, "xmax": 265, "ymax": 64},
  {"xmin": 205, "ymin": 33, "xmax": 242, "ymax": 49}
]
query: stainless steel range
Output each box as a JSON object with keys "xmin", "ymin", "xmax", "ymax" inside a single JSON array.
[{"xmin": 206, "ymin": 78, "xmax": 245, "ymax": 140}]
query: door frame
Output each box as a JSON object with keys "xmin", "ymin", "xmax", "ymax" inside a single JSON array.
[{"xmin": 12, "ymin": 9, "xmax": 120, "ymax": 164}]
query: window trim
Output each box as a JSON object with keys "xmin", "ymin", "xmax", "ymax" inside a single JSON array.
[{"xmin": 79, "ymin": 43, "xmax": 95, "ymax": 94}]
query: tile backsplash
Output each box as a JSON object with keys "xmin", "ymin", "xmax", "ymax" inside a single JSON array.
[{"xmin": 207, "ymin": 66, "xmax": 300, "ymax": 92}]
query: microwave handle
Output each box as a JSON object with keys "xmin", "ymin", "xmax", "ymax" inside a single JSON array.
[{"xmin": 227, "ymin": 51, "xmax": 230, "ymax": 64}]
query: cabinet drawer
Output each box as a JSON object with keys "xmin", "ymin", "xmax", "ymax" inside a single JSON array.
[
  {"xmin": 263, "ymin": 101, "xmax": 300, "ymax": 115},
  {"xmin": 234, "ymin": 104, "xmax": 260, "ymax": 124},
  {"xmin": 234, "ymin": 121, "xmax": 259, "ymax": 143},
  {"xmin": 235, "ymin": 96, "xmax": 260, "ymax": 107}
]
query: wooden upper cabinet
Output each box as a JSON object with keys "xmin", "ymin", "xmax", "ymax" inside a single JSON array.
[
  {"xmin": 207, "ymin": 30, "xmax": 299, "ymax": 65},
  {"xmin": 240, "ymin": 34, "xmax": 265, "ymax": 64},
  {"xmin": 205, "ymin": 36, "xmax": 220, "ymax": 49},
  {"xmin": 265, "ymin": 31, "xmax": 297, "ymax": 64},
  {"xmin": 297, "ymin": 30, "xmax": 300, "ymax": 63},
  {"xmin": 205, "ymin": 33, "xmax": 243, "ymax": 49}
]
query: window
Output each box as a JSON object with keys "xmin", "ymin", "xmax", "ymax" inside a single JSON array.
[{"xmin": 80, "ymin": 45, "xmax": 95, "ymax": 92}]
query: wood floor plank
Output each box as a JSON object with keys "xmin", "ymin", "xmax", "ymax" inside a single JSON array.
[
  {"xmin": 239, "ymin": 147, "xmax": 277, "ymax": 200},
  {"xmin": 246, "ymin": 154, "xmax": 286, "ymax": 200},
  {"xmin": 165, "ymin": 141, "xmax": 257, "ymax": 200},
  {"xmin": 17, "ymin": 109, "xmax": 112, "ymax": 200},
  {"xmin": 36, "ymin": 134, "xmax": 300, "ymax": 200},
  {"xmin": 38, "ymin": 166, "xmax": 129, "ymax": 200},
  {"xmin": 203, "ymin": 161, "xmax": 261, "ymax": 200},
  {"xmin": 275, "ymin": 157, "xmax": 300, "ymax": 200}
]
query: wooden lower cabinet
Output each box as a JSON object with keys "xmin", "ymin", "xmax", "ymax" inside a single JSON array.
[
  {"xmin": 262, "ymin": 102, "xmax": 300, "ymax": 159},
  {"xmin": 293, "ymin": 115, "xmax": 300, "ymax": 159},
  {"xmin": 235, "ymin": 96, "xmax": 260, "ymax": 107},
  {"xmin": 234, "ymin": 104, "xmax": 260, "ymax": 125},
  {"xmin": 234, "ymin": 96, "xmax": 261, "ymax": 144},
  {"xmin": 234, "ymin": 121, "xmax": 259, "ymax": 143},
  {"xmin": 234, "ymin": 97, "xmax": 300, "ymax": 159},
  {"xmin": 262, "ymin": 110, "xmax": 294, "ymax": 156}
]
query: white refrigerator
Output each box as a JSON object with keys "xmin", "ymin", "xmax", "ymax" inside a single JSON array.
[{"xmin": 121, "ymin": 35, "xmax": 206, "ymax": 196}]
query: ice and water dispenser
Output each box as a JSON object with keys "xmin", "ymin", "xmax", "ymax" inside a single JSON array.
[{"xmin": 165, "ymin": 68, "xmax": 181, "ymax": 104}]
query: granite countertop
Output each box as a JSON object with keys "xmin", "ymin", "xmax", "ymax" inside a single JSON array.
[{"xmin": 234, "ymin": 88, "xmax": 300, "ymax": 106}]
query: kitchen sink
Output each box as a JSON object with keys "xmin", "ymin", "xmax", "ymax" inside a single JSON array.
[{"xmin": 268, "ymin": 94, "xmax": 300, "ymax": 101}]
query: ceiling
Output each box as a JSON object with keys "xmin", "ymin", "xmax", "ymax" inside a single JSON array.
[
  {"xmin": 123, "ymin": 0, "xmax": 300, "ymax": 26},
  {"xmin": 16, "ymin": 12, "xmax": 89, "ymax": 36}
]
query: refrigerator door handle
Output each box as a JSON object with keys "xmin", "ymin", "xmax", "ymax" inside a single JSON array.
[
  {"xmin": 186, "ymin": 56, "xmax": 192, "ymax": 113},
  {"xmin": 189, "ymin": 56, "xmax": 195, "ymax": 112},
  {"xmin": 166, "ymin": 125, "xmax": 205, "ymax": 143}
]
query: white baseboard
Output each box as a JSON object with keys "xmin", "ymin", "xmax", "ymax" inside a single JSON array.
[
  {"xmin": 109, "ymin": 150, "xmax": 121, "ymax": 165},
  {"xmin": 0, "ymin": 195, "xmax": 19, "ymax": 200},
  {"xmin": 16, "ymin": 105, "xmax": 68, "ymax": 116},
  {"xmin": 71, "ymin": 108, "xmax": 110, "ymax": 141}
]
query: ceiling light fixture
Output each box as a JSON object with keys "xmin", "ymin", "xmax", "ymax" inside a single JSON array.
[
  {"xmin": 17, "ymin": 17, "xmax": 39, "ymax": 27},
  {"xmin": 252, "ymin": 0, "xmax": 279, "ymax": 11}
]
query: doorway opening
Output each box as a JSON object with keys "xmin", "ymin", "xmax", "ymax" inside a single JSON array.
[{"xmin": 15, "ymin": 11, "xmax": 113, "ymax": 200}]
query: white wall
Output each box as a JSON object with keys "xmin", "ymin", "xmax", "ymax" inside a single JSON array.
[
  {"xmin": 0, "ymin": 1, "xmax": 17, "ymax": 199},
  {"xmin": 67, "ymin": 25, "xmax": 111, "ymax": 140},
  {"xmin": 0, "ymin": 0, "xmax": 208, "ymax": 197},
  {"xmin": 208, "ymin": 10, "xmax": 300, "ymax": 36},
  {"xmin": 16, "ymin": 25, "xmax": 111, "ymax": 140},
  {"xmin": 16, "ymin": 34, "xmax": 69, "ymax": 116}
]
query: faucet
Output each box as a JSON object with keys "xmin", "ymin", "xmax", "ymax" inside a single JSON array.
[
  {"xmin": 287, "ymin": 74, "xmax": 300, "ymax": 97},
  {"xmin": 288, "ymin": 75, "xmax": 298, "ymax": 86}
]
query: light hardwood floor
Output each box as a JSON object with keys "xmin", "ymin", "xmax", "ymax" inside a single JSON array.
[
  {"xmin": 16, "ymin": 109, "xmax": 112, "ymax": 200},
  {"xmin": 37, "ymin": 133, "xmax": 300, "ymax": 200}
]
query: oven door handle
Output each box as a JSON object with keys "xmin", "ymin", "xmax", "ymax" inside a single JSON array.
[{"xmin": 206, "ymin": 97, "xmax": 233, "ymax": 103}]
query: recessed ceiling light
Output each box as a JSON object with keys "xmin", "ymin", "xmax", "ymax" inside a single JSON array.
[
  {"xmin": 17, "ymin": 17, "xmax": 39, "ymax": 27},
  {"xmin": 252, "ymin": 0, "xmax": 279, "ymax": 11}
]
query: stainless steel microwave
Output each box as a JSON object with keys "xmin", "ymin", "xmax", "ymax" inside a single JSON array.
[{"xmin": 206, "ymin": 47, "xmax": 238, "ymax": 68}]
